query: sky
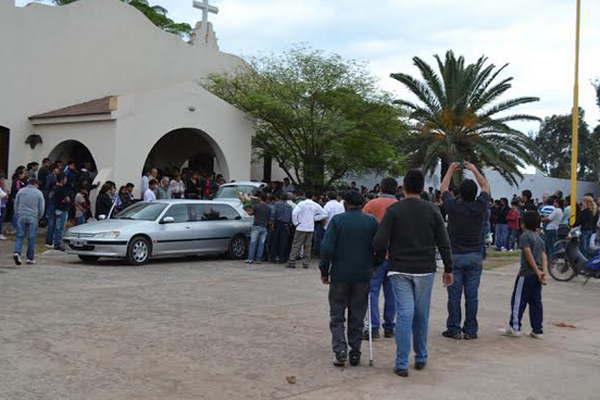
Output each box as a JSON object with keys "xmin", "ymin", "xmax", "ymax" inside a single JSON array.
[{"xmin": 17, "ymin": 0, "xmax": 600, "ymax": 130}]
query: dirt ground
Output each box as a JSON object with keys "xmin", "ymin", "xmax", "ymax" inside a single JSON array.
[{"xmin": 0, "ymin": 246, "xmax": 598, "ymax": 400}]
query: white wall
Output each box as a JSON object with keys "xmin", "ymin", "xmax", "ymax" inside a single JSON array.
[
  {"xmin": 30, "ymin": 121, "xmax": 116, "ymax": 173},
  {"xmin": 1, "ymin": 0, "xmax": 247, "ymax": 178},
  {"xmin": 114, "ymin": 82, "xmax": 253, "ymax": 195},
  {"xmin": 348, "ymin": 169, "xmax": 598, "ymax": 200}
]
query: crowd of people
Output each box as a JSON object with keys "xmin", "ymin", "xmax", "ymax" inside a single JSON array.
[
  {"xmin": 2, "ymin": 157, "xmax": 600, "ymax": 376},
  {"xmin": 239, "ymin": 162, "xmax": 599, "ymax": 375},
  {"xmin": 0, "ymin": 160, "xmax": 231, "ymax": 264}
]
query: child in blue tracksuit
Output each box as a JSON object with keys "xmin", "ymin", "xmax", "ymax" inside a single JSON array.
[{"xmin": 502, "ymin": 210, "xmax": 548, "ymax": 338}]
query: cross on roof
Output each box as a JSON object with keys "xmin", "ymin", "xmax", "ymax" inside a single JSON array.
[{"xmin": 193, "ymin": 0, "xmax": 219, "ymax": 31}]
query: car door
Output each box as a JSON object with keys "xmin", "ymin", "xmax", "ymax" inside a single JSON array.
[
  {"xmin": 154, "ymin": 204, "xmax": 196, "ymax": 255},
  {"xmin": 184, "ymin": 203, "xmax": 240, "ymax": 253},
  {"xmin": 203, "ymin": 203, "xmax": 244, "ymax": 252}
]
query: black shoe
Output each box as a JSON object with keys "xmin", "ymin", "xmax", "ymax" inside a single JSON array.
[
  {"xmin": 384, "ymin": 329, "xmax": 394, "ymax": 338},
  {"xmin": 463, "ymin": 333, "xmax": 478, "ymax": 340},
  {"xmin": 442, "ymin": 330, "xmax": 462, "ymax": 340},
  {"xmin": 302, "ymin": 265, "xmax": 309, "ymax": 269},
  {"xmin": 414, "ymin": 361, "xmax": 427, "ymax": 370},
  {"xmin": 349, "ymin": 352, "xmax": 361, "ymax": 367},
  {"xmin": 362, "ymin": 329, "xmax": 380, "ymax": 340},
  {"xmin": 393, "ymin": 368, "xmax": 409, "ymax": 377},
  {"xmin": 333, "ymin": 351, "xmax": 347, "ymax": 367},
  {"xmin": 13, "ymin": 253, "xmax": 22, "ymax": 266},
  {"xmin": 286, "ymin": 264, "xmax": 296, "ymax": 269}
]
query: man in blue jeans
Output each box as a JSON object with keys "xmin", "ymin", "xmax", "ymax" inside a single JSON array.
[
  {"xmin": 52, "ymin": 174, "xmax": 72, "ymax": 251},
  {"xmin": 246, "ymin": 193, "xmax": 270, "ymax": 264},
  {"xmin": 13, "ymin": 179, "xmax": 45, "ymax": 265},
  {"xmin": 362, "ymin": 177, "xmax": 399, "ymax": 339},
  {"xmin": 440, "ymin": 161, "xmax": 491, "ymax": 340},
  {"xmin": 374, "ymin": 169, "xmax": 453, "ymax": 377}
]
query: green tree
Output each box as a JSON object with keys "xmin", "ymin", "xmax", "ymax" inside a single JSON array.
[
  {"xmin": 392, "ymin": 50, "xmax": 540, "ymax": 185},
  {"xmin": 206, "ymin": 47, "xmax": 407, "ymax": 191},
  {"xmin": 52, "ymin": 0, "xmax": 192, "ymax": 38},
  {"xmin": 533, "ymin": 110, "xmax": 592, "ymax": 179}
]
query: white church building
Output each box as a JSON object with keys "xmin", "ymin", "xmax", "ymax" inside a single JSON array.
[{"xmin": 1, "ymin": 0, "xmax": 273, "ymax": 194}]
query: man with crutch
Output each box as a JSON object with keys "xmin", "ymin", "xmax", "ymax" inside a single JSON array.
[{"xmin": 320, "ymin": 191, "xmax": 378, "ymax": 367}]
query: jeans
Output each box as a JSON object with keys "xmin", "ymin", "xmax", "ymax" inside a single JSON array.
[
  {"xmin": 580, "ymin": 230, "xmax": 593, "ymax": 257},
  {"xmin": 508, "ymin": 274, "xmax": 543, "ymax": 334},
  {"xmin": 446, "ymin": 253, "xmax": 483, "ymax": 336},
  {"xmin": 45, "ymin": 201, "xmax": 56, "ymax": 245},
  {"xmin": 271, "ymin": 221, "xmax": 291, "ymax": 262},
  {"xmin": 389, "ymin": 273, "xmax": 435, "ymax": 370},
  {"xmin": 368, "ymin": 261, "xmax": 396, "ymax": 332},
  {"xmin": 313, "ymin": 223, "xmax": 325, "ymax": 256},
  {"xmin": 75, "ymin": 215, "xmax": 86, "ymax": 226},
  {"xmin": 248, "ymin": 225, "xmax": 268, "ymax": 262},
  {"xmin": 288, "ymin": 231, "xmax": 313, "ymax": 267},
  {"xmin": 329, "ymin": 282, "xmax": 369, "ymax": 356},
  {"xmin": 495, "ymin": 223, "xmax": 508, "ymax": 250},
  {"xmin": 14, "ymin": 215, "xmax": 38, "ymax": 261},
  {"xmin": 53, "ymin": 210, "xmax": 68, "ymax": 248},
  {"xmin": 544, "ymin": 229, "xmax": 557, "ymax": 258},
  {"xmin": 508, "ymin": 228, "xmax": 520, "ymax": 251}
]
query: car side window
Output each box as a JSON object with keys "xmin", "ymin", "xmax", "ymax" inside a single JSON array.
[
  {"xmin": 163, "ymin": 204, "xmax": 189, "ymax": 223},
  {"xmin": 213, "ymin": 204, "xmax": 240, "ymax": 220}
]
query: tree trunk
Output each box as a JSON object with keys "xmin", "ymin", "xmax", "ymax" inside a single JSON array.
[{"xmin": 303, "ymin": 158, "xmax": 326, "ymax": 194}]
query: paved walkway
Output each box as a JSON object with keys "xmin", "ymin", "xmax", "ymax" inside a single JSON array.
[{"xmin": 0, "ymin": 252, "xmax": 598, "ymax": 400}]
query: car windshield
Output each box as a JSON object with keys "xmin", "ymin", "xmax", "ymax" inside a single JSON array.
[
  {"xmin": 114, "ymin": 202, "xmax": 167, "ymax": 221},
  {"xmin": 215, "ymin": 185, "xmax": 258, "ymax": 199}
]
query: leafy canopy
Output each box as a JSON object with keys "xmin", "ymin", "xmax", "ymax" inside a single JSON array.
[
  {"xmin": 392, "ymin": 50, "xmax": 540, "ymax": 185},
  {"xmin": 206, "ymin": 47, "xmax": 407, "ymax": 190},
  {"xmin": 534, "ymin": 109, "xmax": 600, "ymax": 182},
  {"xmin": 52, "ymin": 0, "xmax": 192, "ymax": 38}
]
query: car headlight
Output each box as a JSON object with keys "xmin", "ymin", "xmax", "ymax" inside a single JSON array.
[{"xmin": 94, "ymin": 231, "xmax": 121, "ymax": 239}]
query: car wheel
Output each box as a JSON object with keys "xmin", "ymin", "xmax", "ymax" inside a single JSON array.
[
  {"xmin": 78, "ymin": 255, "xmax": 100, "ymax": 264},
  {"xmin": 228, "ymin": 235, "xmax": 248, "ymax": 260},
  {"xmin": 127, "ymin": 236, "xmax": 151, "ymax": 266}
]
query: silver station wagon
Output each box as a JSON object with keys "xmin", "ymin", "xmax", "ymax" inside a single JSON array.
[{"xmin": 63, "ymin": 200, "xmax": 252, "ymax": 265}]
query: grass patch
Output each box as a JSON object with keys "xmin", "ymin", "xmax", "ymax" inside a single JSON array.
[{"xmin": 483, "ymin": 249, "xmax": 519, "ymax": 270}]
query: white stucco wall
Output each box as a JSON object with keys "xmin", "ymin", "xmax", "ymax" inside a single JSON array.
[
  {"xmin": 30, "ymin": 121, "xmax": 116, "ymax": 174},
  {"xmin": 0, "ymin": 0, "xmax": 250, "ymax": 179},
  {"xmin": 114, "ymin": 82, "xmax": 253, "ymax": 195}
]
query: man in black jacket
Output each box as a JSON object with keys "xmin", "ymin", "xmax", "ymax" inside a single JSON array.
[
  {"xmin": 320, "ymin": 191, "xmax": 378, "ymax": 368},
  {"xmin": 373, "ymin": 169, "xmax": 453, "ymax": 377}
]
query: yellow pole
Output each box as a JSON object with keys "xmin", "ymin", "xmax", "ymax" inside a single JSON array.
[{"xmin": 569, "ymin": 0, "xmax": 581, "ymax": 226}]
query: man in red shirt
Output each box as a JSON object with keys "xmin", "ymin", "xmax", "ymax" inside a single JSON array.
[{"xmin": 362, "ymin": 177, "xmax": 399, "ymax": 338}]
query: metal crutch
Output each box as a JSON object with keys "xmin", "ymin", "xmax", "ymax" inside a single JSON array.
[{"xmin": 367, "ymin": 295, "xmax": 374, "ymax": 366}]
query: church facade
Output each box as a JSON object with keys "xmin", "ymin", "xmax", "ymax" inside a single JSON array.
[{"xmin": 1, "ymin": 0, "xmax": 269, "ymax": 193}]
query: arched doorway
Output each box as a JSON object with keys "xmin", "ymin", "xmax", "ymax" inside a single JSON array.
[
  {"xmin": 142, "ymin": 128, "xmax": 229, "ymax": 179},
  {"xmin": 0, "ymin": 126, "xmax": 9, "ymax": 177},
  {"xmin": 48, "ymin": 140, "xmax": 97, "ymax": 173}
]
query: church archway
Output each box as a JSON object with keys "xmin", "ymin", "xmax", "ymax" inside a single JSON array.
[
  {"xmin": 142, "ymin": 128, "xmax": 229, "ymax": 179},
  {"xmin": 0, "ymin": 126, "xmax": 9, "ymax": 177},
  {"xmin": 48, "ymin": 140, "xmax": 97, "ymax": 173}
]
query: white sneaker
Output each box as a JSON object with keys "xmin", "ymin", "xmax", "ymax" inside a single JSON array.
[
  {"xmin": 0, "ymin": 234, "xmax": 7, "ymax": 240},
  {"xmin": 500, "ymin": 327, "xmax": 521, "ymax": 337},
  {"xmin": 26, "ymin": 259, "xmax": 36, "ymax": 265},
  {"xmin": 45, "ymin": 244, "xmax": 54, "ymax": 249},
  {"xmin": 529, "ymin": 332, "xmax": 543, "ymax": 339}
]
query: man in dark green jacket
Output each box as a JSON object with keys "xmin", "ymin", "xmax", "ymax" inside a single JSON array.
[{"xmin": 320, "ymin": 191, "xmax": 378, "ymax": 367}]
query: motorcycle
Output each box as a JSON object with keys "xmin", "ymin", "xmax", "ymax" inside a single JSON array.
[{"xmin": 548, "ymin": 228, "xmax": 600, "ymax": 284}]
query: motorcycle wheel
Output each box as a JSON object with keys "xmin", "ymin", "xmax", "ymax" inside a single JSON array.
[{"xmin": 549, "ymin": 256, "xmax": 578, "ymax": 282}]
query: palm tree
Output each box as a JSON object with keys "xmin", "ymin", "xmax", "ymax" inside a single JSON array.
[
  {"xmin": 52, "ymin": 0, "xmax": 192, "ymax": 39},
  {"xmin": 391, "ymin": 50, "xmax": 540, "ymax": 185}
]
